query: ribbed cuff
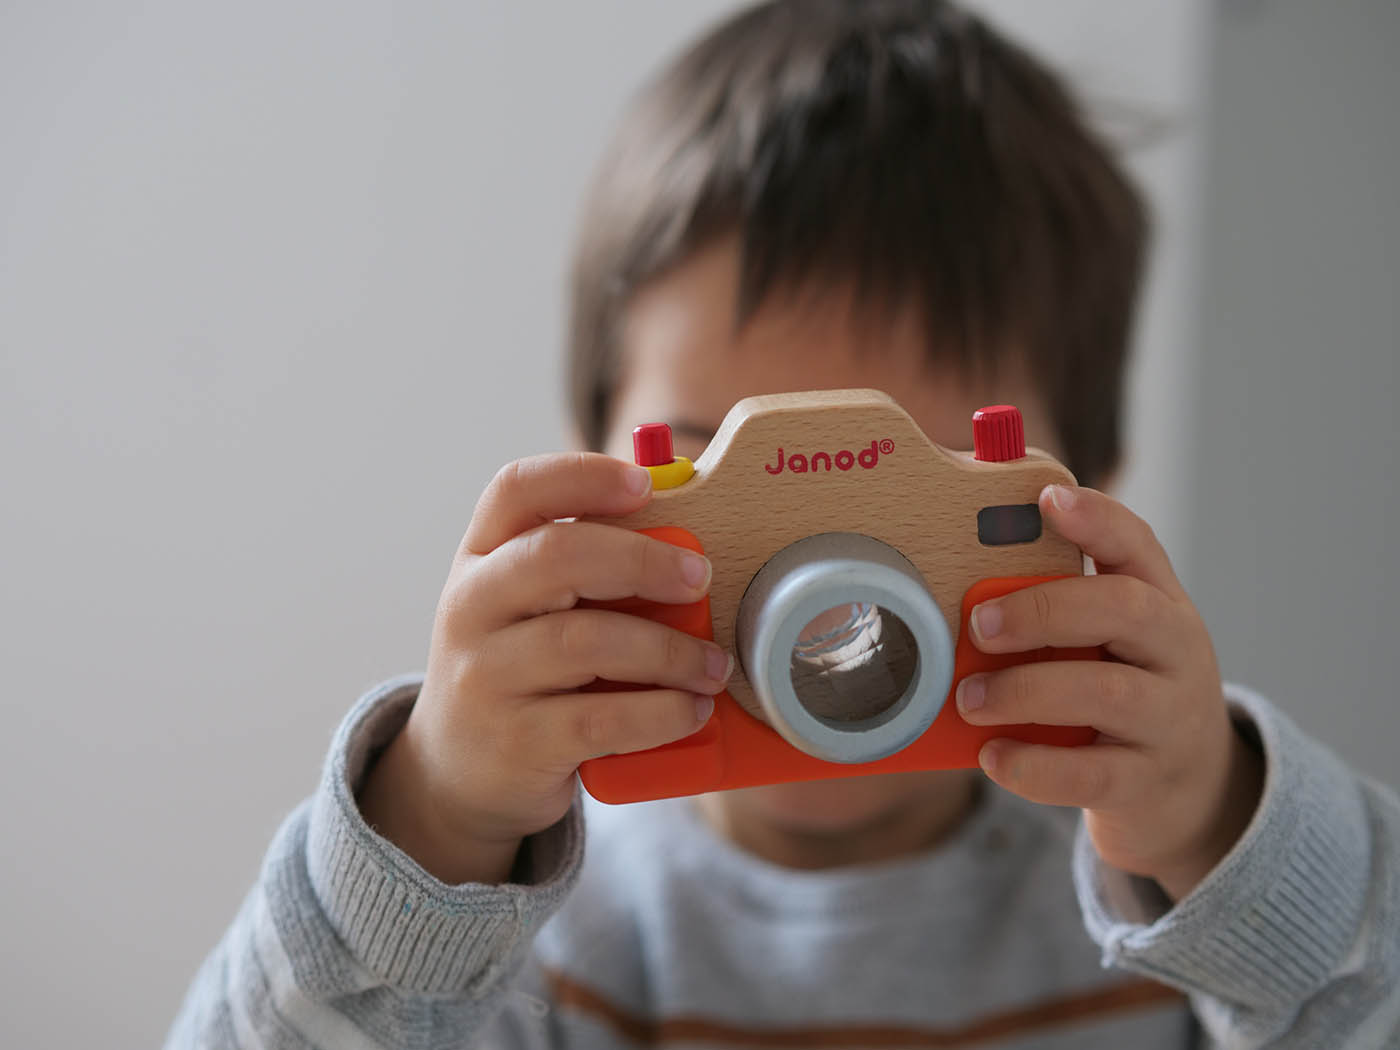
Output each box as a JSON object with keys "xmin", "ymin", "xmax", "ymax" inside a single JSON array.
[
  {"xmin": 305, "ymin": 673, "xmax": 584, "ymax": 997},
  {"xmin": 1074, "ymin": 683, "xmax": 1371, "ymax": 1013}
]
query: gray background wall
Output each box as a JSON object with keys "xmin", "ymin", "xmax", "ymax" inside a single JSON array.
[
  {"xmin": 0, "ymin": 1, "xmax": 1393, "ymax": 1046},
  {"xmin": 1185, "ymin": 0, "xmax": 1399, "ymax": 792}
]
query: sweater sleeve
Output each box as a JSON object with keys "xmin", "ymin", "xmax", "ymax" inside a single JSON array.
[
  {"xmin": 1072, "ymin": 683, "xmax": 1400, "ymax": 1048},
  {"xmin": 163, "ymin": 674, "xmax": 584, "ymax": 1049}
]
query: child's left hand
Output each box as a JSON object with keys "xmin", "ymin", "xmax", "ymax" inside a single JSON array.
[{"xmin": 955, "ymin": 484, "xmax": 1265, "ymax": 902}]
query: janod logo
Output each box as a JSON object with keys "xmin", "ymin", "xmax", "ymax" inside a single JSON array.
[{"xmin": 764, "ymin": 439, "xmax": 895, "ymax": 475}]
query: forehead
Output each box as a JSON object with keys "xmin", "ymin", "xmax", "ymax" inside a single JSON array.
[{"xmin": 611, "ymin": 238, "xmax": 1057, "ymax": 459}]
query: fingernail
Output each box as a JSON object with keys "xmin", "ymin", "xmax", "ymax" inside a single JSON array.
[
  {"xmin": 957, "ymin": 675, "xmax": 987, "ymax": 713},
  {"xmin": 978, "ymin": 741, "xmax": 1000, "ymax": 775},
  {"xmin": 694, "ymin": 694, "xmax": 715, "ymax": 724},
  {"xmin": 681, "ymin": 552, "xmax": 712, "ymax": 590},
  {"xmin": 704, "ymin": 645, "xmax": 732, "ymax": 683},
  {"xmin": 1047, "ymin": 484, "xmax": 1076, "ymax": 512},
  {"xmin": 972, "ymin": 602, "xmax": 1003, "ymax": 641},
  {"xmin": 625, "ymin": 466, "xmax": 652, "ymax": 497}
]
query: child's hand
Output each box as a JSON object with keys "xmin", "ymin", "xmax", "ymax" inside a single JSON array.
[
  {"xmin": 954, "ymin": 484, "xmax": 1265, "ymax": 901},
  {"xmin": 357, "ymin": 453, "xmax": 729, "ymax": 884}
]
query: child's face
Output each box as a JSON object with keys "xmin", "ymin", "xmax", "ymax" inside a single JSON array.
[{"xmin": 603, "ymin": 236, "xmax": 1064, "ymax": 857}]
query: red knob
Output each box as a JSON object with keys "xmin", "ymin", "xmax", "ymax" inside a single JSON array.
[
  {"xmin": 632, "ymin": 423, "xmax": 675, "ymax": 467},
  {"xmin": 972, "ymin": 405, "xmax": 1026, "ymax": 462}
]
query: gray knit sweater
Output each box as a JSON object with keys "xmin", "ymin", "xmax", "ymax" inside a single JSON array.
[{"xmin": 165, "ymin": 677, "xmax": 1400, "ymax": 1048}]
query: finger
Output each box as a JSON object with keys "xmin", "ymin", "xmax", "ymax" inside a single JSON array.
[
  {"xmin": 457, "ymin": 521, "xmax": 711, "ymax": 631},
  {"xmin": 955, "ymin": 661, "xmax": 1159, "ymax": 743},
  {"xmin": 482, "ymin": 609, "xmax": 732, "ymax": 696},
  {"xmin": 978, "ymin": 738, "xmax": 1142, "ymax": 810},
  {"xmin": 1039, "ymin": 485, "xmax": 1186, "ymax": 600},
  {"xmin": 532, "ymin": 688, "xmax": 714, "ymax": 763},
  {"xmin": 463, "ymin": 452, "xmax": 653, "ymax": 556},
  {"xmin": 968, "ymin": 574, "xmax": 1188, "ymax": 670}
]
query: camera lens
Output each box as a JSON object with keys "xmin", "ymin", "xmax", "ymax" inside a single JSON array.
[
  {"xmin": 734, "ymin": 532, "xmax": 954, "ymax": 764},
  {"xmin": 790, "ymin": 602, "xmax": 918, "ymax": 722}
]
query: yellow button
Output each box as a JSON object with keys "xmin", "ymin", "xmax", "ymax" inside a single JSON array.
[{"xmin": 646, "ymin": 456, "xmax": 695, "ymax": 490}]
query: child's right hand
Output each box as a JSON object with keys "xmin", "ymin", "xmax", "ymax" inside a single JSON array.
[{"xmin": 356, "ymin": 452, "xmax": 729, "ymax": 884}]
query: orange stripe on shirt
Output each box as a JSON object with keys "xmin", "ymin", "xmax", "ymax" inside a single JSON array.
[{"xmin": 543, "ymin": 969, "xmax": 1185, "ymax": 1048}]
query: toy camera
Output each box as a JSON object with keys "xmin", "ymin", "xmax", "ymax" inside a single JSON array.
[{"xmin": 579, "ymin": 389, "xmax": 1098, "ymax": 804}]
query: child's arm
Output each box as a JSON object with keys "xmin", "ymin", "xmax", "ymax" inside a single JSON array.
[
  {"xmin": 957, "ymin": 484, "xmax": 1400, "ymax": 1046},
  {"xmin": 164, "ymin": 452, "xmax": 729, "ymax": 1048},
  {"xmin": 1074, "ymin": 685, "xmax": 1400, "ymax": 1048},
  {"xmin": 164, "ymin": 676, "xmax": 584, "ymax": 1048}
]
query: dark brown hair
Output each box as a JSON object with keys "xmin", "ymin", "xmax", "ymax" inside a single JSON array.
[{"xmin": 567, "ymin": 0, "xmax": 1147, "ymax": 486}]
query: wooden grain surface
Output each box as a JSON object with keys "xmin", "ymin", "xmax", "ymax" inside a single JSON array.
[{"xmin": 602, "ymin": 390, "xmax": 1081, "ymax": 720}]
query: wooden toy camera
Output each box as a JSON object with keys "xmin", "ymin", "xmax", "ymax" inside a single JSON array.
[{"xmin": 579, "ymin": 389, "xmax": 1097, "ymax": 804}]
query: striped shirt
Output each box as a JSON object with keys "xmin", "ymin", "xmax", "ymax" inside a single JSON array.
[{"xmin": 165, "ymin": 676, "xmax": 1400, "ymax": 1048}]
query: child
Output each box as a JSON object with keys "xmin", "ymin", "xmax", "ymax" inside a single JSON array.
[{"xmin": 166, "ymin": 2, "xmax": 1400, "ymax": 1046}]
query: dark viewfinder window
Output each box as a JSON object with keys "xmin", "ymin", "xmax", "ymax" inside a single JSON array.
[{"xmin": 977, "ymin": 504, "xmax": 1042, "ymax": 546}]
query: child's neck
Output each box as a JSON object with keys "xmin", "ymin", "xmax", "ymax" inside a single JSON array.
[{"xmin": 694, "ymin": 773, "xmax": 981, "ymax": 870}]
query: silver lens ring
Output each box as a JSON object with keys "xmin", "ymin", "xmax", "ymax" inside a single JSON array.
[{"xmin": 735, "ymin": 533, "xmax": 953, "ymax": 764}]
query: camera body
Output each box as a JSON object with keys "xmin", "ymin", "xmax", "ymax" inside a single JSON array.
[{"xmin": 579, "ymin": 389, "xmax": 1097, "ymax": 804}]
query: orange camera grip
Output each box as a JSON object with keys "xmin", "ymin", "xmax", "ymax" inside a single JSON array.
[
  {"xmin": 577, "ymin": 528, "xmax": 723, "ymax": 802},
  {"xmin": 579, "ymin": 530, "xmax": 1099, "ymax": 804}
]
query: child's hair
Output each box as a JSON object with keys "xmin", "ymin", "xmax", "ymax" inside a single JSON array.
[{"xmin": 567, "ymin": 0, "xmax": 1147, "ymax": 487}]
